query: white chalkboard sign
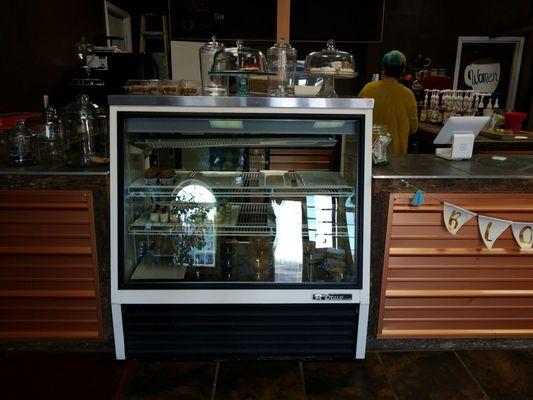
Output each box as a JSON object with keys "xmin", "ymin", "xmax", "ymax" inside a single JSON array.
[{"xmin": 453, "ymin": 36, "xmax": 524, "ymax": 111}]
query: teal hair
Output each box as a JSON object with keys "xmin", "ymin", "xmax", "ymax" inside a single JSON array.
[{"xmin": 381, "ymin": 50, "xmax": 407, "ymax": 78}]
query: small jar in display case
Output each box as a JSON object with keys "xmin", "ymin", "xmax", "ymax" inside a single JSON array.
[
  {"xmin": 266, "ymin": 38, "xmax": 297, "ymax": 97},
  {"xmin": 372, "ymin": 124, "xmax": 392, "ymax": 165}
]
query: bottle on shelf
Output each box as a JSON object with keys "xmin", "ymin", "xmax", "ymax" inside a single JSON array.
[
  {"xmin": 419, "ymin": 90, "xmax": 429, "ymax": 123},
  {"xmin": 442, "ymin": 90, "xmax": 453, "ymax": 124},
  {"xmin": 475, "ymin": 95, "xmax": 484, "ymax": 116},
  {"xmin": 483, "ymin": 98, "xmax": 493, "ymax": 117},
  {"xmin": 493, "ymin": 98, "xmax": 500, "ymax": 113},
  {"xmin": 429, "ymin": 90, "xmax": 439, "ymax": 124},
  {"xmin": 461, "ymin": 91, "xmax": 471, "ymax": 116}
]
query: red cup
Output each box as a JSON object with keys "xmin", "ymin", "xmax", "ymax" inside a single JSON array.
[{"xmin": 504, "ymin": 112, "xmax": 527, "ymax": 134}]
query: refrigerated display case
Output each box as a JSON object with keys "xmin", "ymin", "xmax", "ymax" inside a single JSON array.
[{"xmin": 110, "ymin": 96, "xmax": 373, "ymax": 359}]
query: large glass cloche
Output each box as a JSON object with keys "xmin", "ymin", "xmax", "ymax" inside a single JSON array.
[
  {"xmin": 212, "ymin": 39, "xmax": 266, "ymax": 73},
  {"xmin": 304, "ymin": 40, "xmax": 356, "ymax": 76},
  {"xmin": 304, "ymin": 40, "xmax": 357, "ymax": 98}
]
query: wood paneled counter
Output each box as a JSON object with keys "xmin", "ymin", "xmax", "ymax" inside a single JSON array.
[
  {"xmin": 370, "ymin": 155, "xmax": 533, "ymax": 350},
  {"xmin": 0, "ymin": 163, "xmax": 111, "ymax": 352}
]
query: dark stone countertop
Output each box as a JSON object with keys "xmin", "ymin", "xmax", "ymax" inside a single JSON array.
[
  {"xmin": 0, "ymin": 162, "xmax": 109, "ymax": 176},
  {"xmin": 373, "ymin": 154, "xmax": 533, "ymax": 179}
]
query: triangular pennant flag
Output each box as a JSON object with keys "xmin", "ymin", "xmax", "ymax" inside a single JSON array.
[
  {"xmin": 478, "ymin": 215, "xmax": 512, "ymax": 249},
  {"xmin": 411, "ymin": 190, "xmax": 425, "ymax": 207},
  {"xmin": 443, "ymin": 202, "xmax": 477, "ymax": 235},
  {"xmin": 511, "ymin": 222, "xmax": 533, "ymax": 251}
]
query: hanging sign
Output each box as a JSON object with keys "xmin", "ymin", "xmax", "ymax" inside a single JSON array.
[
  {"xmin": 443, "ymin": 202, "xmax": 477, "ymax": 235},
  {"xmin": 478, "ymin": 216, "xmax": 512, "ymax": 249},
  {"xmin": 511, "ymin": 222, "xmax": 533, "ymax": 252}
]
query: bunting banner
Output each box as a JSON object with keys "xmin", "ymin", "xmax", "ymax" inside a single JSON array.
[
  {"xmin": 477, "ymin": 216, "xmax": 512, "ymax": 250},
  {"xmin": 511, "ymin": 222, "xmax": 533, "ymax": 252},
  {"xmin": 443, "ymin": 202, "xmax": 477, "ymax": 235},
  {"xmin": 403, "ymin": 179, "xmax": 533, "ymax": 251}
]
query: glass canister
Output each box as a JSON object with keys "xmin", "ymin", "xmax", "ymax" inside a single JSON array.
[
  {"xmin": 6, "ymin": 121, "xmax": 40, "ymax": 166},
  {"xmin": 304, "ymin": 39, "xmax": 356, "ymax": 98},
  {"xmin": 40, "ymin": 106, "xmax": 64, "ymax": 163},
  {"xmin": 266, "ymin": 38, "xmax": 297, "ymax": 97},
  {"xmin": 212, "ymin": 39, "xmax": 266, "ymax": 72},
  {"xmin": 199, "ymin": 36, "xmax": 227, "ymax": 96},
  {"xmin": 372, "ymin": 124, "xmax": 392, "ymax": 165},
  {"xmin": 212, "ymin": 40, "xmax": 266, "ymax": 96},
  {"xmin": 60, "ymin": 94, "xmax": 109, "ymax": 167}
]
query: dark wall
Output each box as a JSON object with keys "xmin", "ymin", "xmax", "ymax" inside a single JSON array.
[
  {"xmin": 1, "ymin": 0, "xmax": 532, "ymax": 119},
  {"xmin": 0, "ymin": 0, "xmax": 106, "ymax": 113},
  {"xmin": 367, "ymin": 0, "xmax": 533, "ymax": 116}
]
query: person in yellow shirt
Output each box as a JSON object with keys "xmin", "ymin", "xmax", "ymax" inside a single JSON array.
[{"xmin": 359, "ymin": 50, "xmax": 418, "ymax": 155}]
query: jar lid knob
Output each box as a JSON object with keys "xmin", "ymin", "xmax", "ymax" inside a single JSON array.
[{"xmin": 326, "ymin": 39, "xmax": 335, "ymax": 49}]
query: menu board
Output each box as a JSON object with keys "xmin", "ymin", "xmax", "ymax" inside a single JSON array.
[
  {"xmin": 290, "ymin": 0, "xmax": 385, "ymax": 42},
  {"xmin": 169, "ymin": 0, "xmax": 277, "ymax": 41}
]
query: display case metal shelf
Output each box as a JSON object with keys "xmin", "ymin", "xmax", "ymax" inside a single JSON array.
[
  {"xmin": 127, "ymin": 172, "xmax": 353, "ymax": 198},
  {"xmin": 128, "ymin": 202, "xmax": 351, "ymax": 238}
]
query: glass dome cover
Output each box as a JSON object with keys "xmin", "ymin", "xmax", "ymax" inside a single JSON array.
[
  {"xmin": 60, "ymin": 94, "xmax": 109, "ymax": 166},
  {"xmin": 199, "ymin": 36, "xmax": 226, "ymax": 96},
  {"xmin": 304, "ymin": 39, "xmax": 356, "ymax": 76},
  {"xmin": 212, "ymin": 39, "xmax": 266, "ymax": 72},
  {"xmin": 266, "ymin": 38, "xmax": 297, "ymax": 97}
]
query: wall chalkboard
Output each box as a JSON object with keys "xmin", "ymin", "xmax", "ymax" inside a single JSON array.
[
  {"xmin": 169, "ymin": 0, "xmax": 277, "ymax": 41},
  {"xmin": 290, "ymin": 0, "xmax": 385, "ymax": 42}
]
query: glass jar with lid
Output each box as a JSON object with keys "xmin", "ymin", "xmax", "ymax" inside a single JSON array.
[
  {"xmin": 60, "ymin": 94, "xmax": 109, "ymax": 167},
  {"xmin": 40, "ymin": 106, "xmax": 64, "ymax": 163},
  {"xmin": 212, "ymin": 39, "xmax": 266, "ymax": 72},
  {"xmin": 372, "ymin": 124, "xmax": 392, "ymax": 165},
  {"xmin": 6, "ymin": 121, "xmax": 40, "ymax": 166},
  {"xmin": 212, "ymin": 40, "xmax": 266, "ymax": 96},
  {"xmin": 304, "ymin": 40, "xmax": 357, "ymax": 97},
  {"xmin": 199, "ymin": 36, "xmax": 226, "ymax": 96},
  {"xmin": 266, "ymin": 38, "xmax": 297, "ymax": 97}
]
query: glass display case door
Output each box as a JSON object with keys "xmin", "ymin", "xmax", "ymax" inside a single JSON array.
[{"xmin": 118, "ymin": 115, "xmax": 364, "ymax": 288}]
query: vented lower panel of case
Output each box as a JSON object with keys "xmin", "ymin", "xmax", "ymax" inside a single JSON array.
[{"xmin": 122, "ymin": 304, "xmax": 358, "ymax": 358}]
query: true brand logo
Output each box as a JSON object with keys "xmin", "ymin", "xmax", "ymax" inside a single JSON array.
[{"xmin": 312, "ymin": 293, "xmax": 352, "ymax": 301}]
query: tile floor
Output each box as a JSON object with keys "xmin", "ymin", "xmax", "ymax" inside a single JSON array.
[{"xmin": 2, "ymin": 350, "xmax": 533, "ymax": 399}]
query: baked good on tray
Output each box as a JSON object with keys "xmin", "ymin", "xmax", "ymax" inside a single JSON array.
[
  {"xmin": 159, "ymin": 168, "xmax": 175, "ymax": 185},
  {"xmin": 144, "ymin": 167, "xmax": 160, "ymax": 185}
]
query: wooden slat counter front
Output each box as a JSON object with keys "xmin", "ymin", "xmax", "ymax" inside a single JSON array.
[
  {"xmin": 0, "ymin": 190, "xmax": 103, "ymax": 340},
  {"xmin": 0, "ymin": 163, "xmax": 110, "ymax": 350},
  {"xmin": 371, "ymin": 155, "xmax": 533, "ymax": 349},
  {"xmin": 378, "ymin": 193, "xmax": 533, "ymax": 339}
]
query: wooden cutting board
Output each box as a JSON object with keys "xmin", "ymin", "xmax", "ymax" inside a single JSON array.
[{"xmin": 479, "ymin": 130, "xmax": 533, "ymax": 141}]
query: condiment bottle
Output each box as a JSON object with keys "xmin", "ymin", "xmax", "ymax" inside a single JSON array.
[{"xmin": 419, "ymin": 90, "xmax": 429, "ymax": 122}]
